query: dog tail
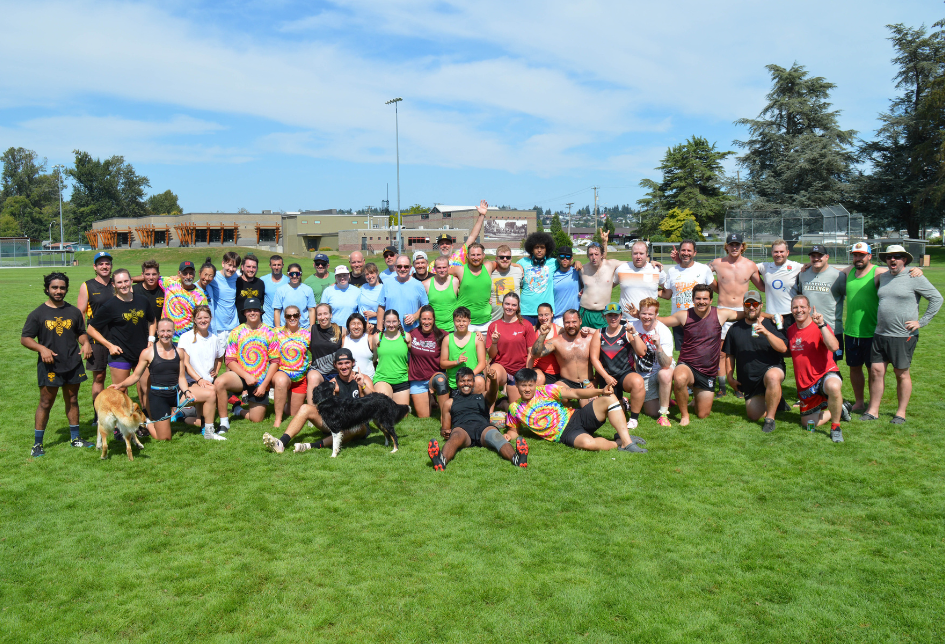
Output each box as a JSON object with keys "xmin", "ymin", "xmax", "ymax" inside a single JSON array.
[{"xmin": 395, "ymin": 404, "xmax": 410, "ymax": 424}]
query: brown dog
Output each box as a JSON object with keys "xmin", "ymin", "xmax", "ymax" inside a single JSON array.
[{"xmin": 95, "ymin": 388, "xmax": 148, "ymax": 460}]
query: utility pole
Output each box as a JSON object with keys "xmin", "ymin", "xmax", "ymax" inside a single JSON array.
[
  {"xmin": 566, "ymin": 202, "xmax": 574, "ymax": 236},
  {"xmin": 736, "ymin": 170, "xmax": 742, "ymax": 201},
  {"xmin": 386, "ymin": 97, "xmax": 403, "ymax": 254},
  {"xmin": 593, "ymin": 186, "xmax": 599, "ymax": 235},
  {"xmin": 53, "ymin": 164, "xmax": 66, "ymax": 264}
]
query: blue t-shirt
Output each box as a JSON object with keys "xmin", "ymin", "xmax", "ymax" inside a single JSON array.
[
  {"xmin": 380, "ymin": 268, "xmax": 396, "ymax": 283},
  {"xmin": 518, "ymin": 257, "xmax": 555, "ymax": 315},
  {"xmin": 260, "ymin": 273, "xmax": 289, "ymax": 327},
  {"xmin": 379, "ymin": 278, "xmax": 428, "ymax": 332},
  {"xmin": 321, "ymin": 283, "xmax": 361, "ymax": 326},
  {"xmin": 208, "ymin": 272, "xmax": 239, "ymax": 334},
  {"xmin": 358, "ymin": 283, "xmax": 384, "ymax": 322},
  {"xmin": 553, "ymin": 267, "xmax": 582, "ymax": 315},
  {"xmin": 273, "ymin": 282, "xmax": 317, "ymax": 328}
]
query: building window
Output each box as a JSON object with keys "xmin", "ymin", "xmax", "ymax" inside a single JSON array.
[
  {"xmin": 352, "ymin": 220, "xmax": 358, "ymax": 224},
  {"xmin": 259, "ymin": 228, "xmax": 276, "ymax": 242},
  {"xmin": 420, "ymin": 214, "xmax": 429, "ymax": 220},
  {"xmin": 407, "ymin": 236, "xmax": 430, "ymax": 246},
  {"xmin": 442, "ymin": 212, "xmax": 451, "ymax": 218}
]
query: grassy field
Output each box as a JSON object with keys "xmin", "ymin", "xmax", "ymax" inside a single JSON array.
[{"xmin": 2, "ymin": 251, "xmax": 944, "ymax": 643}]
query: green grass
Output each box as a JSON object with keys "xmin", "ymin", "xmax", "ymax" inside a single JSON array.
[{"xmin": 2, "ymin": 257, "xmax": 944, "ymax": 642}]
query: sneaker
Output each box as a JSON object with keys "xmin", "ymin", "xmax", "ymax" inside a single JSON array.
[
  {"xmin": 657, "ymin": 414, "xmax": 671, "ymax": 427},
  {"xmin": 512, "ymin": 437, "xmax": 528, "ymax": 468},
  {"xmin": 30, "ymin": 443, "xmax": 45, "ymax": 457},
  {"xmin": 840, "ymin": 401, "xmax": 853, "ymax": 422},
  {"xmin": 627, "ymin": 418, "xmax": 638, "ymax": 430},
  {"xmin": 618, "ymin": 442, "xmax": 647, "ymax": 453},
  {"xmin": 762, "ymin": 418, "xmax": 776, "ymax": 433},
  {"xmin": 203, "ymin": 430, "xmax": 227, "ymax": 441},
  {"xmin": 830, "ymin": 428, "xmax": 844, "ymax": 443},
  {"xmin": 860, "ymin": 412, "xmax": 879, "ymax": 421},
  {"xmin": 293, "ymin": 442, "xmax": 312, "ymax": 453},
  {"xmin": 70, "ymin": 438, "xmax": 95, "ymax": 448},
  {"xmin": 217, "ymin": 424, "xmax": 229, "ymax": 435},
  {"xmin": 262, "ymin": 432, "xmax": 283, "ymax": 453},
  {"xmin": 428, "ymin": 439, "xmax": 445, "ymax": 471}
]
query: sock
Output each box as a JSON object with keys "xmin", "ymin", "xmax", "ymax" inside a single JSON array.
[
  {"xmin": 658, "ymin": 407, "xmax": 669, "ymax": 416},
  {"xmin": 831, "ymin": 422, "xmax": 841, "ymax": 431},
  {"xmin": 630, "ymin": 412, "xmax": 640, "ymax": 421},
  {"xmin": 311, "ymin": 438, "xmax": 327, "ymax": 449},
  {"xmin": 69, "ymin": 425, "xmax": 81, "ymax": 441},
  {"xmin": 232, "ymin": 405, "xmax": 243, "ymax": 417},
  {"xmin": 219, "ymin": 416, "xmax": 230, "ymax": 428},
  {"xmin": 279, "ymin": 434, "xmax": 291, "ymax": 447},
  {"xmin": 34, "ymin": 429, "xmax": 44, "ymax": 445},
  {"xmin": 202, "ymin": 424, "xmax": 215, "ymax": 435}
]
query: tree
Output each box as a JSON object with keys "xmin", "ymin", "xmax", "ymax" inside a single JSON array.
[
  {"xmin": 68, "ymin": 150, "xmax": 150, "ymax": 232},
  {"xmin": 147, "ymin": 190, "xmax": 182, "ymax": 215},
  {"xmin": 659, "ymin": 208, "xmax": 703, "ymax": 242},
  {"xmin": 735, "ymin": 63, "xmax": 857, "ymax": 208},
  {"xmin": 1, "ymin": 147, "xmax": 46, "ymax": 202},
  {"xmin": 549, "ymin": 213, "xmax": 573, "ymax": 249}
]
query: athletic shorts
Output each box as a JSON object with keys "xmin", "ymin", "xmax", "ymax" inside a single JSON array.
[
  {"xmin": 678, "ymin": 362, "xmax": 716, "ymax": 392},
  {"xmin": 239, "ymin": 376, "xmax": 271, "ymax": 405},
  {"xmin": 870, "ymin": 334, "xmax": 918, "ymax": 371},
  {"xmin": 377, "ymin": 380, "xmax": 410, "ymax": 394},
  {"xmin": 540, "ymin": 372, "xmax": 559, "ymax": 385},
  {"xmin": 467, "ymin": 323, "xmax": 490, "ymax": 333},
  {"xmin": 149, "ymin": 387, "xmax": 179, "ymax": 421},
  {"xmin": 719, "ymin": 305, "xmax": 743, "ymax": 340},
  {"xmin": 559, "ymin": 377, "xmax": 585, "ymax": 390},
  {"xmin": 641, "ymin": 368, "xmax": 664, "ymax": 403},
  {"xmin": 845, "ymin": 336, "xmax": 874, "ymax": 368},
  {"xmin": 798, "ymin": 371, "xmax": 841, "ymax": 415},
  {"xmin": 37, "ymin": 362, "xmax": 88, "ymax": 388},
  {"xmin": 86, "ymin": 342, "xmax": 109, "ymax": 371},
  {"xmin": 409, "ymin": 379, "xmax": 431, "ymax": 395},
  {"xmin": 290, "ymin": 377, "xmax": 308, "ymax": 395},
  {"xmin": 560, "ymin": 403, "xmax": 606, "ymax": 448},
  {"xmin": 741, "ymin": 365, "xmax": 785, "ymax": 401},
  {"xmin": 597, "ymin": 370, "xmax": 636, "ymax": 396},
  {"xmin": 108, "ymin": 359, "xmax": 135, "ymax": 371},
  {"xmin": 579, "ymin": 307, "xmax": 607, "ymax": 330},
  {"xmin": 454, "ymin": 421, "xmax": 492, "ymax": 447}
]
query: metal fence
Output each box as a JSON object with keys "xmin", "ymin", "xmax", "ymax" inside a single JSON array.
[
  {"xmin": 0, "ymin": 239, "xmax": 76, "ymax": 268},
  {"xmin": 725, "ymin": 205, "xmax": 865, "ymax": 262}
]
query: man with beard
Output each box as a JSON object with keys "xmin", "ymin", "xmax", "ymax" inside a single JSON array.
[
  {"xmin": 661, "ymin": 239, "xmax": 714, "ymax": 351},
  {"xmin": 348, "ymin": 251, "xmax": 368, "ymax": 287},
  {"xmin": 518, "ymin": 231, "xmax": 556, "ymax": 325},
  {"xmin": 412, "ymin": 251, "xmax": 431, "ymax": 282},
  {"xmin": 76, "ymin": 251, "xmax": 114, "ymax": 420},
  {"xmin": 303, "ymin": 253, "xmax": 332, "ymax": 303},
  {"xmin": 161, "ymin": 260, "xmax": 209, "ymax": 343},
  {"xmin": 235, "ymin": 254, "xmax": 266, "ymax": 324},
  {"xmin": 450, "ymin": 243, "xmax": 495, "ymax": 332},
  {"xmin": 578, "ymin": 230, "xmax": 624, "ymax": 329},
  {"xmin": 531, "ymin": 309, "xmax": 594, "ymax": 406},
  {"xmin": 488, "ymin": 244, "xmax": 524, "ymax": 322},
  {"xmin": 616, "ymin": 241, "xmax": 666, "ymax": 323},
  {"xmin": 722, "ymin": 290, "xmax": 788, "ymax": 433},
  {"xmin": 753, "ymin": 239, "xmax": 803, "ymax": 328},
  {"xmin": 260, "ymin": 255, "xmax": 287, "ymax": 327}
]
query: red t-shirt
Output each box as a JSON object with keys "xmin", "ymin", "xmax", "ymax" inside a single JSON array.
[
  {"xmin": 408, "ymin": 328, "xmax": 442, "ymax": 382},
  {"xmin": 486, "ymin": 318, "xmax": 537, "ymax": 375},
  {"xmin": 786, "ymin": 321, "xmax": 839, "ymax": 390}
]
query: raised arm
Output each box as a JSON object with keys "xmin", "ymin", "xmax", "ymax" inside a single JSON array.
[{"xmin": 462, "ymin": 200, "xmax": 489, "ymax": 246}]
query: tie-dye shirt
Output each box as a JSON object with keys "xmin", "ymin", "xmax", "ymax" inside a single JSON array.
[
  {"xmin": 160, "ymin": 276, "xmax": 208, "ymax": 341},
  {"xmin": 224, "ymin": 323, "xmax": 280, "ymax": 382},
  {"xmin": 448, "ymin": 244, "xmax": 468, "ymax": 267},
  {"xmin": 275, "ymin": 327, "xmax": 311, "ymax": 383},
  {"xmin": 506, "ymin": 384, "xmax": 573, "ymax": 443}
]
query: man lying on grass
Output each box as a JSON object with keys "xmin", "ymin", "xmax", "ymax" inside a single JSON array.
[
  {"xmin": 503, "ymin": 368, "xmax": 647, "ymax": 453},
  {"xmin": 428, "ymin": 366, "xmax": 528, "ymax": 470}
]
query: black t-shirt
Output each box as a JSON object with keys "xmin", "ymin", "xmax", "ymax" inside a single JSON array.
[
  {"xmin": 22, "ymin": 302, "xmax": 86, "ymax": 372},
  {"xmin": 310, "ymin": 324, "xmax": 342, "ymax": 374},
  {"xmin": 235, "ymin": 276, "xmax": 266, "ymax": 324},
  {"xmin": 349, "ymin": 273, "xmax": 367, "ymax": 287},
  {"xmin": 90, "ymin": 294, "xmax": 156, "ymax": 363},
  {"xmin": 721, "ymin": 319, "xmax": 787, "ymax": 385},
  {"xmin": 450, "ymin": 392, "xmax": 489, "ymax": 433},
  {"xmin": 336, "ymin": 376, "xmax": 361, "ymax": 399},
  {"xmin": 133, "ymin": 282, "xmax": 165, "ymax": 321}
]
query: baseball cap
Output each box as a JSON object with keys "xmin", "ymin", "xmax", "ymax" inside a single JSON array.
[
  {"xmin": 603, "ymin": 302, "xmax": 621, "ymax": 315},
  {"xmin": 179, "ymin": 260, "xmax": 195, "ymax": 272},
  {"xmin": 558, "ymin": 247, "xmax": 573, "ymax": 257},
  {"xmin": 436, "ymin": 234, "xmax": 453, "ymax": 244},
  {"xmin": 93, "ymin": 251, "xmax": 112, "ymax": 263},
  {"xmin": 809, "ymin": 245, "xmax": 828, "ymax": 256},
  {"xmin": 850, "ymin": 242, "xmax": 871, "ymax": 254},
  {"xmin": 240, "ymin": 297, "xmax": 262, "ymax": 311},
  {"xmin": 743, "ymin": 290, "xmax": 762, "ymax": 303},
  {"xmin": 313, "ymin": 253, "xmax": 329, "ymax": 263},
  {"xmin": 412, "ymin": 251, "xmax": 428, "ymax": 261},
  {"xmin": 334, "ymin": 348, "xmax": 355, "ymax": 363},
  {"xmin": 383, "ymin": 245, "xmax": 398, "ymax": 256},
  {"xmin": 725, "ymin": 232, "xmax": 744, "ymax": 245},
  {"xmin": 334, "ymin": 265, "xmax": 350, "ymax": 275}
]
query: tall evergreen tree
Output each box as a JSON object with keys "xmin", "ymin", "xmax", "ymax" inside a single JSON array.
[{"xmin": 735, "ymin": 63, "xmax": 857, "ymax": 209}]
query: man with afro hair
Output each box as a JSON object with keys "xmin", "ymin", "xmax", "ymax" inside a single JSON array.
[{"xmin": 518, "ymin": 231, "xmax": 557, "ymax": 325}]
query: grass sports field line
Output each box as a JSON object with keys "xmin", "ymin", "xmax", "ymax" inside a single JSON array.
[{"xmin": 1, "ymin": 258, "xmax": 943, "ymax": 643}]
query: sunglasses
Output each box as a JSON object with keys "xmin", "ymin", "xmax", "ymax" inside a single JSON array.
[
  {"xmin": 888, "ymin": 254, "xmax": 907, "ymax": 260},
  {"xmin": 558, "ymin": 254, "xmax": 572, "ymax": 259},
  {"xmin": 588, "ymin": 243, "xmax": 602, "ymax": 249},
  {"xmin": 396, "ymin": 265, "xmax": 410, "ymax": 269},
  {"xmin": 288, "ymin": 271, "xmax": 302, "ymax": 277},
  {"xmin": 497, "ymin": 255, "xmax": 511, "ymax": 260},
  {"xmin": 285, "ymin": 313, "xmax": 301, "ymax": 320},
  {"xmin": 314, "ymin": 261, "xmax": 328, "ymax": 267},
  {"xmin": 744, "ymin": 301, "xmax": 761, "ymax": 308}
]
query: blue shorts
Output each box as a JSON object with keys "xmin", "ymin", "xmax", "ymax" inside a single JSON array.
[{"xmin": 409, "ymin": 379, "xmax": 431, "ymax": 395}]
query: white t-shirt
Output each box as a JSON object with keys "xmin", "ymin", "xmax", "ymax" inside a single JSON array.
[
  {"xmin": 631, "ymin": 320, "xmax": 675, "ymax": 376},
  {"xmin": 665, "ymin": 263, "xmax": 714, "ymax": 314},
  {"xmin": 178, "ymin": 329, "xmax": 225, "ymax": 383},
  {"xmin": 615, "ymin": 262, "xmax": 667, "ymax": 321},
  {"xmin": 343, "ymin": 334, "xmax": 376, "ymax": 378},
  {"xmin": 756, "ymin": 260, "xmax": 803, "ymax": 315}
]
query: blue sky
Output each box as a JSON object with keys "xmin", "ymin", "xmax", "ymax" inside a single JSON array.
[{"xmin": 1, "ymin": 0, "xmax": 941, "ymax": 214}]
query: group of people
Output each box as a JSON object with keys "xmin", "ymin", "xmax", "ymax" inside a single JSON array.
[{"xmin": 21, "ymin": 200, "xmax": 942, "ymax": 466}]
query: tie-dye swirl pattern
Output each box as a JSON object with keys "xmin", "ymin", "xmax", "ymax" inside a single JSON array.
[
  {"xmin": 160, "ymin": 276, "xmax": 208, "ymax": 340},
  {"xmin": 276, "ymin": 327, "xmax": 311, "ymax": 383},
  {"xmin": 506, "ymin": 385, "xmax": 573, "ymax": 442},
  {"xmin": 226, "ymin": 324, "xmax": 280, "ymax": 382}
]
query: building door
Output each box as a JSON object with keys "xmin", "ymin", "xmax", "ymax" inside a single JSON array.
[{"xmin": 361, "ymin": 237, "xmax": 367, "ymax": 251}]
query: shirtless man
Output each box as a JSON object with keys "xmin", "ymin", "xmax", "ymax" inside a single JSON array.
[
  {"xmin": 707, "ymin": 233, "xmax": 761, "ymax": 397},
  {"xmin": 578, "ymin": 229, "xmax": 624, "ymax": 329},
  {"xmin": 531, "ymin": 309, "xmax": 594, "ymax": 406}
]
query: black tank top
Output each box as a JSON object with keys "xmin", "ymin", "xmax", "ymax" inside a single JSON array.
[
  {"xmin": 310, "ymin": 324, "xmax": 342, "ymax": 374},
  {"xmin": 150, "ymin": 345, "xmax": 181, "ymax": 387},
  {"xmin": 336, "ymin": 377, "xmax": 361, "ymax": 399},
  {"xmin": 678, "ymin": 307, "xmax": 722, "ymax": 376},
  {"xmin": 84, "ymin": 277, "xmax": 114, "ymax": 319},
  {"xmin": 599, "ymin": 327, "xmax": 633, "ymax": 375},
  {"xmin": 449, "ymin": 392, "xmax": 489, "ymax": 433}
]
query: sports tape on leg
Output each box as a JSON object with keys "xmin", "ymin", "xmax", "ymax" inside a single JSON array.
[{"xmin": 482, "ymin": 428, "xmax": 509, "ymax": 452}]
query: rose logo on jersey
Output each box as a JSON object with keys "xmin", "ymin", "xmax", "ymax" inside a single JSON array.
[{"xmin": 45, "ymin": 317, "xmax": 72, "ymax": 336}]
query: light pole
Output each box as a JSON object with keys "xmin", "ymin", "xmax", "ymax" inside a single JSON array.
[
  {"xmin": 48, "ymin": 222, "xmax": 53, "ymax": 247},
  {"xmin": 53, "ymin": 164, "xmax": 66, "ymax": 263},
  {"xmin": 566, "ymin": 202, "xmax": 573, "ymax": 236},
  {"xmin": 385, "ymin": 97, "xmax": 403, "ymax": 254}
]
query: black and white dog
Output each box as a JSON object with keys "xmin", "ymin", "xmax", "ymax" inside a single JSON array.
[{"xmin": 310, "ymin": 380, "xmax": 410, "ymax": 456}]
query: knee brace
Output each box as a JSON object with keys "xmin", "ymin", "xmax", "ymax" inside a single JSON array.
[
  {"xmin": 431, "ymin": 373, "xmax": 450, "ymax": 396},
  {"xmin": 482, "ymin": 428, "xmax": 509, "ymax": 452}
]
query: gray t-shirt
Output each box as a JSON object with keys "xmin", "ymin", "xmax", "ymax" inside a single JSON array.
[
  {"xmin": 798, "ymin": 266, "xmax": 846, "ymax": 335},
  {"xmin": 875, "ymin": 270, "xmax": 943, "ymax": 337}
]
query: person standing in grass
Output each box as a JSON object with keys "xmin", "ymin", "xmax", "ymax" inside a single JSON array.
[
  {"xmin": 235, "ymin": 254, "xmax": 265, "ymax": 325},
  {"xmin": 161, "ymin": 260, "xmax": 208, "ymax": 343},
  {"xmin": 488, "ymin": 244, "xmax": 523, "ymax": 322},
  {"xmin": 380, "ymin": 246, "xmax": 398, "ymax": 280},
  {"xmin": 862, "ymin": 245, "xmax": 942, "ymax": 425},
  {"xmin": 785, "ymin": 295, "xmax": 851, "ymax": 442},
  {"xmin": 270, "ymin": 305, "xmax": 312, "ymax": 428},
  {"xmin": 21, "ymin": 272, "xmax": 93, "ymax": 456},
  {"xmin": 376, "ymin": 255, "xmax": 429, "ymax": 332},
  {"xmin": 260, "ymin": 255, "xmax": 287, "ymax": 327},
  {"xmin": 753, "ymin": 239, "xmax": 803, "ymax": 328},
  {"xmin": 273, "ymin": 264, "xmax": 317, "ymax": 328},
  {"xmin": 348, "ymin": 251, "xmax": 368, "ymax": 287},
  {"xmin": 207, "ymin": 250, "xmax": 241, "ymax": 338},
  {"xmin": 75, "ymin": 251, "xmax": 114, "ymax": 423},
  {"xmin": 553, "ymin": 247, "xmax": 583, "ymax": 327},
  {"xmin": 451, "ymin": 243, "xmax": 495, "ymax": 332},
  {"xmin": 320, "ymin": 265, "xmax": 361, "ymax": 326},
  {"xmin": 517, "ymin": 232, "xmax": 557, "ymax": 326},
  {"xmin": 372, "ymin": 309, "xmax": 412, "ymax": 406},
  {"xmin": 424, "ymin": 256, "xmax": 458, "ymax": 332},
  {"xmin": 615, "ymin": 241, "xmax": 666, "ymax": 324},
  {"xmin": 357, "ymin": 263, "xmax": 384, "ymax": 332},
  {"xmin": 661, "ymin": 239, "xmax": 714, "ymax": 351},
  {"xmin": 578, "ymin": 232, "xmax": 624, "ymax": 330},
  {"xmin": 303, "ymin": 254, "xmax": 333, "ymax": 303}
]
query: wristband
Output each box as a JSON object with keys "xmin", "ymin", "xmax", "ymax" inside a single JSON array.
[
  {"xmin": 817, "ymin": 324, "xmax": 826, "ymax": 329},
  {"xmin": 148, "ymin": 335, "xmax": 156, "ymax": 342}
]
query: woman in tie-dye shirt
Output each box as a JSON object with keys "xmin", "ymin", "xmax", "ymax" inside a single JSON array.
[{"xmin": 270, "ymin": 305, "xmax": 311, "ymax": 427}]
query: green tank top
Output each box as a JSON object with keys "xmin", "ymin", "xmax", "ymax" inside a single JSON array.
[
  {"xmin": 845, "ymin": 266, "xmax": 878, "ymax": 338},
  {"xmin": 446, "ymin": 332, "xmax": 480, "ymax": 389},
  {"xmin": 427, "ymin": 277, "xmax": 457, "ymax": 332},
  {"xmin": 457, "ymin": 265, "xmax": 492, "ymax": 325},
  {"xmin": 374, "ymin": 333, "xmax": 409, "ymax": 384}
]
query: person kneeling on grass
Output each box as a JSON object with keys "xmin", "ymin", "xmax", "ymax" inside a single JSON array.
[
  {"xmin": 263, "ymin": 348, "xmax": 374, "ymax": 453},
  {"xmin": 503, "ymin": 368, "xmax": 647, "ymax": 453},
  {"xmin": 428, "ymin": 366, "xmax": 528, "ymax": 470}
]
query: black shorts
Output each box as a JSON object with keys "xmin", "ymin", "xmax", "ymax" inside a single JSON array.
[
  {"xmin": 741, "ymin": 365, "xmax": 784, "ymax": 401},
  {"xmin": 86, "ymin": 342, "xmax": 109, "ymax": 372},
  {"xmin": 379, "ymin": 380, "xmax": 410, "ymax": 394},
  {"xmin": 597, "ymin": 370, "xmax": 636, "ymax": 394},
  {"xmin": 239, "ymin": 376, "xmax": 271, "ymax": 405},
  {"xmin": 679, "ymin": 362, "xmax": 716, "ymax": 392},
  {"xmin": 559, "ymin": 377, "xmax": 586, "ymax": 390},
  {"xmin": 37, "ymin": 362, "xmax": 88, "ymax": 388},
  {"xmin": 541, "ymin": 372, "xmax": 559, "ymax": 385},
  {"xmin": 454, "ymin": 422, "xmax": 492, "ymax": 447},
  {"xmin": 673, "ymin": 326, "xmax": 684, "ymax": 352},
  {"xmin": 779, "ymin": 313, "xmax": 796, "ymax": 329},
  {"xmin": 870, "ymin": 334, "xmax": 918, "ymax": 370},
  {"xmin": 149, "ymin": 388, "xmax": 179, "ymax": 421},
  {"xmin": 844, "ymin": 336, "xmax": 874, "ymax": 368},
  {"xmin": 560, "ymin": 403, "xmax": 606, "ymax": 447}
]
